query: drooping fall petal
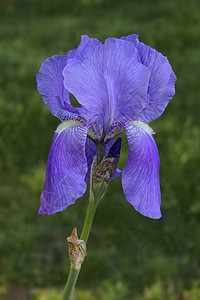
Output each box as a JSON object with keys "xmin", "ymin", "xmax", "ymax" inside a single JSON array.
[
  {"xmin": 122, "ymin": 121, "xmax": 161, "ymax": 219},
  {"xmin": 39, "ymin": 120, "xmax": 88, "ymax": 215}
]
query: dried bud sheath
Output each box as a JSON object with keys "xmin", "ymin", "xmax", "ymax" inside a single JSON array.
[
  {"xmin": 92, "ymin": 155, "xmax": 120, "ymax": 184},
  {"xmin": 67, "ymin": 228, "xmax": 87, "ymax": 269}
]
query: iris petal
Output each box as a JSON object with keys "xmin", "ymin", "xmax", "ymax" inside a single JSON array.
[
  {"xmin": 78, "ymin": 35, "xmax": 101, "ymax": 50},
  {"xmin": 120, "ymin": 35, "xmax": 176, "ymax": 122},
  {"xmin": 85, "ymin": 137, "xmax": 96, "ymax": 181},
  {"xmin": 122, "ymin": 122, "xmax": 161, "ymax": 219},
  {"xmin": 137, "ymin": 43, "xmax": 176, "ymax": 122},
  {"xmin": 120, "ymin": 34, "xmax": 139, "ymax": 46},
  {"xmin": 63, "ymin": 38, "xmax": 150, "ymax": 132},
  {"xmin": 36, "ymin": 55, "xmax": 79, "ymax": 121},
  {"xmin": 36, "ymin": 35, "xmax": 101, "ymax": 121},
  {"xmin": 39, "ymin": 120, "xmax": 88, "ymax": 215}
]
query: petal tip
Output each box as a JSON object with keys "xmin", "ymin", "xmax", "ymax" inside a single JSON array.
[{"xmin": 134, "ymin": 205, "xmax": 162, "ymax": 219}]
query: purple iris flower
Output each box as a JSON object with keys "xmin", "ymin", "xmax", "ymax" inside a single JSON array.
[{"xmin": 36, "ymin": 34, "xmax": 176, "ymax": 219}]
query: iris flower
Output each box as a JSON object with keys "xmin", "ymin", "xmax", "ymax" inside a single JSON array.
[{"xmin": 36, "ymin": 34, "xmax": 176, "ymax": 219}]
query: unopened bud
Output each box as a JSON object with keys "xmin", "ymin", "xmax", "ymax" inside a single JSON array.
[{"xmin": 67, "ymin": 228, "xmax": 87, "ymax": 269}]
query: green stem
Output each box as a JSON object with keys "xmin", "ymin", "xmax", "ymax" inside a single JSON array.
[
  {"xmin": 96, "ymin": 143, "xmax": 106, "ymax": 165},
  {"xmin": 81, "ymin": 199, "xmax": 98, "ymax": 243},
  {"xmin": 62, "ymin": 267, "xmax": 80, "ymax": 300},
  {"xmin": 62, "ymin": 197, "xmax": 98, "ymax": 300}
]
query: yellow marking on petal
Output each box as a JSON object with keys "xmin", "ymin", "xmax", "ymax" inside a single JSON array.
[
  {"xmin": 55, "ymin": 119, "xmax": 85, "ymax": 134},
  {"xmin": 129, "ymin": 120, "xmax": 155, "ymax": 135},
  {"xmin": 62, "ymin": 119, "xmax": 85, "ymax": 125}
]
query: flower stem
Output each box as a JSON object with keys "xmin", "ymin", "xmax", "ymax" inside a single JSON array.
[
  {"xmin": 62, "ymin": 197, "xmax": 98, "ymax": 300},
  {"xmin": 96, "ymin": 143, "xmax": 106, "ymax": 165},
  {"xmin": 80, "ymin": 199, "xmax": 98, "ymax": 243},
  {"xmin": 62, "ymin": 267, "xmax": 80, "ymax": 300}
]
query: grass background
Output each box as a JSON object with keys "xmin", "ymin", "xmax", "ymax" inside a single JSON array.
[{"xmin": 0, "ymin": 0, "xmax": 200, "ymax": 299}]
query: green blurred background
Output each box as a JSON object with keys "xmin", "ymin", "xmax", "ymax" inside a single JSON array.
[{"xmin": 0, "ymin": 0, "xmax": 200, "ymax": 299}]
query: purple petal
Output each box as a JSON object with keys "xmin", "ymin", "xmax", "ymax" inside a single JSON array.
[
  {"xmin": 122, "ymin": 122, "xmax": 161, "ymax": 219},
  {"xmin": 105, "ymin": 139, "xmax": 122, "ymax": 179},
  {"xmin": 104, "ymin": 118, "xmax": 126, "ymax": 142},
  {"xmin": 36, "ymin": 35, "xmax": 101, "ymax": 121},
  {"xmin": 39, "ymin": 121, "xmax": 88, "ymax": 215},
  {"xmin": 136, "ymin": 43, "xmax": 176, "ymax": 122},
  {"xmin": 63, "ymin": 38, "xmax": 150, "ymax": 132},
  {"xmin": 106, "ymin": 137, "xmax": 122, "ymax": 158},
  {"xmin": 107, "ymin": 138, "xmax": 122, "ymax": 179},
  {"xmin": 103, "ymin": 39, "xmax": 150, "ymax": 124},
  {"xmin": 85, "ymin": 137, "xmax": 96, "ymax": 181},
  {"xmin": 87, "ymin": 120, "xmax": 104, "ymax": 142},
  {"xmin": 120, "ymin": 34, "xmax": 139, "ymax": 47},
  {"xmin": 105, "ymin": 138, "xmax": 115, "ymax": 152},
  {"xmin": 119, "ymin": 37, "xmax": 176, "ymax": 122},
  {"xmin": 63, "ymin": 44, "xmax": 107, "ymax": 127},
  {"xmin": 36, "ymin": 55, "xmax": 80, "ymax": 121},
  {"xmin": 78, "ymin": 35, "xmax": 101, "ymax": 50}
]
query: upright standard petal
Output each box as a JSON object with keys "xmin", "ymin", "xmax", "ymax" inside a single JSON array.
[
  {"xmin": 119, "ymin": 36, "xmax": 176, "ymax": 122},
  {"xmin": 36, "ymin": 35, "xmax": 101, "ymax": 121},
  {"xmin": 39, "ymin": 120, "xmax": 88, "ymax": 215},
  {"xmin": 78, "ymin": 35, "xmax": 101, "ymax": 50},
  {"xmin": 137, "ymin": 43, "xmax": 176, "ymax": 122},
  {"xmin": 120, "ymin": 34, "xmax": 139, "ymax": 46},
  {"xmin": 122, "ymin": 121, "xmax": 161, "ymax": 219},
  {"xmin": 63, "ymin": 39, "xmax": 150, "ymax": 133},
  {"xmin": 36, "ymin": 55, "xmax": 80, "ymax": 121}
]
